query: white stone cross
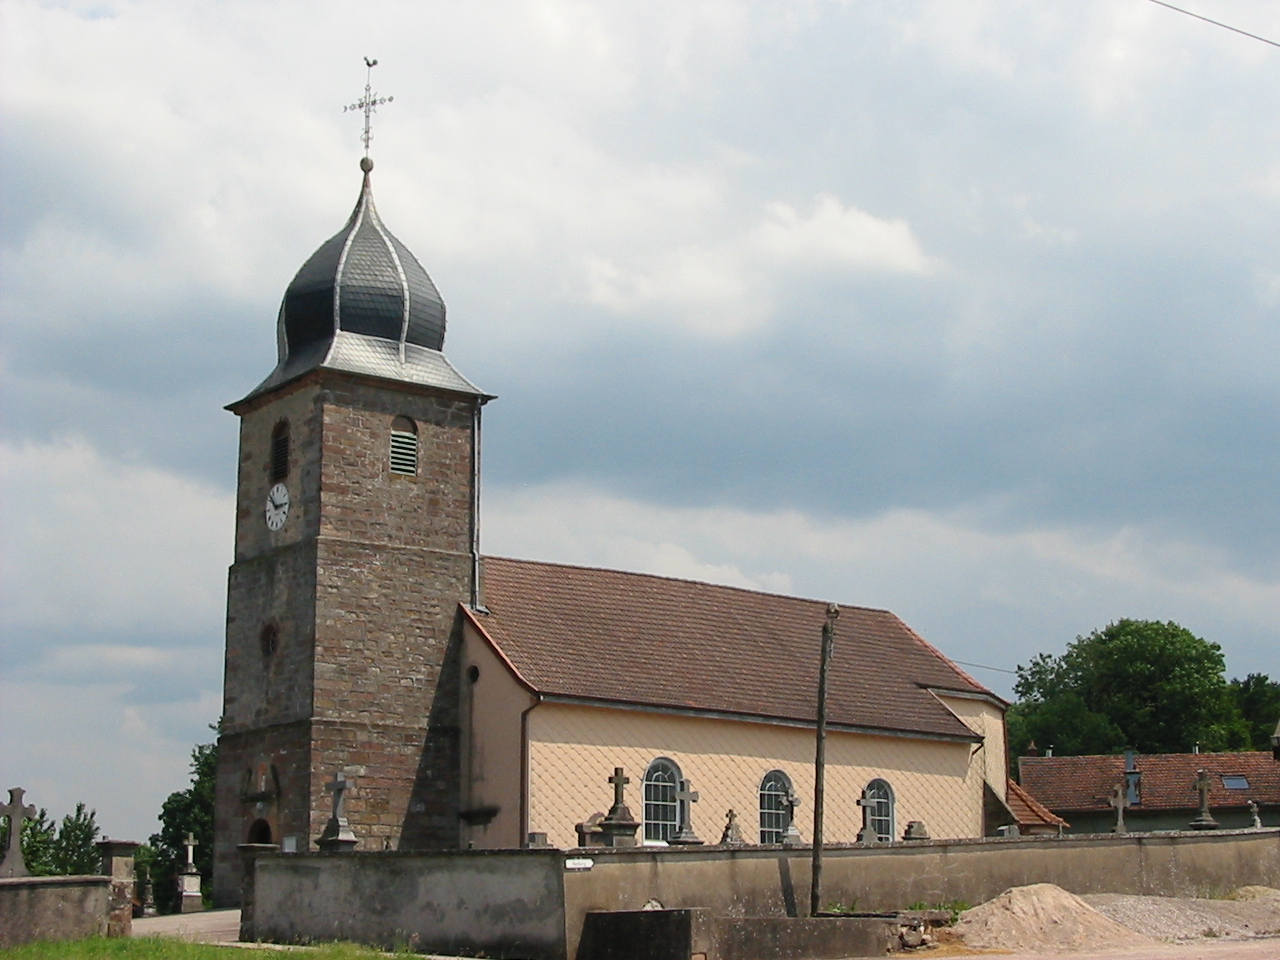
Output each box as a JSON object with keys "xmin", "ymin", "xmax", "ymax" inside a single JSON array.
[
  {"xmin": 183, "ymin": 832, "xmax": 198, "ymax": 868},
  {"xmin": 326, "ymin": 770, "xmax": 355, "ymax": 820},
  {"xmin": 0, "ymin": 788, "xmax": 37, "ymax": 878},
  {"xmin": 1108, "ymin": 782, "xmax": 1130, "ymax": 834}
]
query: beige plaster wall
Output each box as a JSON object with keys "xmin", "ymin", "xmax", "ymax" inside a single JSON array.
[
  {"xmin": 526, "ymin": 703, "xmax": 988, "ymax": 850},
  {"xmin": 461, "ymin": 622, "xmax": 537, "ymax": 848},
  {"xmin": 935, "ymin": 693, "xmax": 1007, "ymax": 803}
]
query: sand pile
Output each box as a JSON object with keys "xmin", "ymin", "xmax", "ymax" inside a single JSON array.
[
  {"xmin": 1234, "ymin": 886, "xmax": 1280, "ymax": 902},
  {"xmin": 952, "ymin": 883, "xmax": 1156, "ymax": 954}
]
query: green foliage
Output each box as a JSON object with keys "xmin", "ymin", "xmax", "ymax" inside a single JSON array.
[
  {"xmin": 0, "ymin": 804, "xmax": 99, "ymax": 876},
  {"xmin": 149, "ymin": 739, "xmax": 217, "ymax": 914},
  {"xmin": 906, "ymin": 899, "xmax": 970, "ymax": 925},
  {"xmin": 1229, "ymin": 673, "xmax": 1280, "ymax": 751},
  {"xmin": 1008, "ymin": 620, "xmax": 1251, "ymax": 758}
]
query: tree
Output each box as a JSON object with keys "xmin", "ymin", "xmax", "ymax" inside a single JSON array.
[
  {"xmin": 149, "ymin": 737, "xmax": 216, "ymax": 913},
  {"xmin": 1229, "ymin": 673, "xmax": 1280, "ymax": 751},
  {"xmin": 1007, "ymin": 619, "xmax": 1251, "ymax": 758},
  {"xmin": 0, "ymin": 803, "xmax": 99, "ymax": 875}
]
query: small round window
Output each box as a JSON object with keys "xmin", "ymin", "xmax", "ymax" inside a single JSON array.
[{"xmin": 390, "ymin": 417, "xmax": 418, "ymax": 476}]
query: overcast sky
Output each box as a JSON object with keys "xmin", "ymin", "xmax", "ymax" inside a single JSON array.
[{"xmin": 4, "ymin": 0, "xmax": 1280, "ymax": 843}]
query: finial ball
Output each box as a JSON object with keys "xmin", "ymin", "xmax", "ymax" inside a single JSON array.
[{"xmin": 360, "ymin": 156, "xmax": 374, "ymax": 172}]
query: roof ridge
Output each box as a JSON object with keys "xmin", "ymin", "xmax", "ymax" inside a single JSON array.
[{"xmin": 481, "ymin": 553, "xmax": 895, "ymax": 614}]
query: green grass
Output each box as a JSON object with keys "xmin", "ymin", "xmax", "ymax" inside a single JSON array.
[
  {"xmin": 0, "ymin": 938, "xmax": 399, "ymax": 960},
  {"xmin": 906, "ymin": 899, "xmax": 971, "ymax": 925}
]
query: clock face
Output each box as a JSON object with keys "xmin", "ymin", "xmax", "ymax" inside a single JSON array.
[{"xmin": 265, "ymin": 483, "xmax": 290, "ymax": 531}]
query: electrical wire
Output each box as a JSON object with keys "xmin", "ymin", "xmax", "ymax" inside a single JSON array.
[
  {"xmin": 1146, "ymin": 0, "xmax": 1280, "ymax": 50},
  {"xmin": 951, "ymin": 659, "xmax": 1019, "ymax": 676}
]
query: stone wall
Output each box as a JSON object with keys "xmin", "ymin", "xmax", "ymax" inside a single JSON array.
[
  {"xmin": 0, "ymin": 876, "xmax": 109, "ymax": 948},
  {"xmin": 244, "ymin": 828, "xmax": 1280, "ymax": 959}
]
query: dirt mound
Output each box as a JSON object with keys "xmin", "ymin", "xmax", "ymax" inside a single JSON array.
[
  {"xmin": 953, "ymin": 883, "xmax": 1156, "ymax": 954},
  {"xmin": 1084, "ymin": 890, "xmax": 1280, "ymax": 941}
]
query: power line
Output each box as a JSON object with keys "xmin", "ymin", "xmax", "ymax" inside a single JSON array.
[
  {"xmin": 1146, "ymin": 0, "xmax": 1280, "ymax": 50},
  {"xmin": 951, "ymin": 659, "xmax": 1019, "ymax": 676}
]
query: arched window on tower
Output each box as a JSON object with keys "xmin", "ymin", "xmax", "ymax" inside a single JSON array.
[
  {"xmin": 643, "ymin": 758, "xmax": 681, "ymax": 842},
  {"xmin": 270, "ymin": 420, "xmax": 290, "ymax": 482},
  {"xmin": 759, "ymin": 770, "xmax": 794, "ymax": 844},
  {"xmin": 863, "ymin": 778, "xmax": 895, "ymax": 843},
  {"xmin": 390, "ymin": 417, "xmax": 418, "ymax": 476}
]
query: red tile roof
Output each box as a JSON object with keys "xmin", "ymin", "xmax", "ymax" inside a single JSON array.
[
  {"xmin": 473, "ymin": 556, "xmax": 997, "ymax": 741},
  {"xmin": 1005, "ymin": 777, "xmax": 1069, "ymax": 829},
  {"xmin": 1019, "ymin": 752, "xmax": 1280, "ymax": 812}
]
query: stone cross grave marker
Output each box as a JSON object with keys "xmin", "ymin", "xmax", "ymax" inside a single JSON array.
[
  {"xmin": 719, "ymin": 809, "xmax": 747, "ymax": 846},
  {"xmin": 1108, "ymin": 782, "xmax": 1130, "ymax": 834},
  {"xmin": 327, "ymin": 770, "xmax": 355, "ymax": 820},
  {"xmin": 856, "ymin": 791, "xmax": 879, "ymax": 844},
  {"xmin": 0, "ymin": 787, "xmax": 37, "ymax": 878},
  {"xmin": 608, "ymin": 768, "xmax": 629, "ymax": 811},
  {"xmin": 672, "ymin": 779, "xmax": 702, "ymax": 844},
  {"xmin": 1189, "ymin": 768, "xmax": 1219, "ymax": 830},
  {"xmin": 183, "ymin": 833, "xmax": 198, "ymax": 869}
]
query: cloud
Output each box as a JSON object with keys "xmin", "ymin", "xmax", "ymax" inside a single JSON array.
[{"xmin": 583, "ymin": 194, "xmax": 934, "ymax": 334}]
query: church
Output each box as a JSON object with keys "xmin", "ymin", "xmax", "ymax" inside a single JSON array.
[{"xmin": 211, "ymin": 156, "xmax": 1017, "ymax": 904}]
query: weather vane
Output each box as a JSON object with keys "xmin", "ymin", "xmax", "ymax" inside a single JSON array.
[{"xmin": 343, "ymin": 57, "xmax": 393, "ymax": 159}]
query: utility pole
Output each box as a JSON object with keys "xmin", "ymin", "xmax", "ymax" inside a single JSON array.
[{"xmin": 809, "ymin": 603, "xmax": 839, "ymax": 917}]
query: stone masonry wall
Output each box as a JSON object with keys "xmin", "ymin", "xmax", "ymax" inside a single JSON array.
[
  {"xmin": 215, "ymin": 370, "xmax": 482, "ymax": 904},
  {"xmin": 309, "ymin": 379, "xmax": 478, "ymax": 853}
]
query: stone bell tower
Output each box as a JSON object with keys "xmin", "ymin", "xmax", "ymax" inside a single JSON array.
[{"xmin": 212, "ymin": 156, "xmax": 492, "ymax": 904}]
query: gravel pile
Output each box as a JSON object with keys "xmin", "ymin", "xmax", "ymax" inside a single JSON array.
[
  {"xmin": 1082, "ymin": 886, "xmax": 1280, "ymax": 942},
  {"xmin": 952, "ymin": 883, "xmax": 1155, "ymax": 954}
]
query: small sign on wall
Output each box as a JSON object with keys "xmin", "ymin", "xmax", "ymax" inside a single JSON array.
[{"xmin": 564, "ymin": 857, "xmax": 594, "ymax": 871}]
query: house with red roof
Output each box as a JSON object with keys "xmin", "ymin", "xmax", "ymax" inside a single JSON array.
[{"xmin": 1019, "ymin": 750, "xmax": 1280, "ymax": 834}]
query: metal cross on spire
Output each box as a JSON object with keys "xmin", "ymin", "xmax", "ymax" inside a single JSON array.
[{"xmin": 344, "ymin": 57, "xmax": 393, "ymax": 158}]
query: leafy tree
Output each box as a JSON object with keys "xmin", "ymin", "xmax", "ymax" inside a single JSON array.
[
  {"xmin": 149, "ymin": 738, "xmax": 217, "ymax": 913},
  {"xmin": 1008, "ymin": 619, "xmax": 1250, "ymax": 758},
  {"xmin": 1229, "ymin": 673, "xmax": 1280, "ymax": 751},
  {"xmin": 0, "ymin": 803, "xmax": 99, "ymax": 875}
]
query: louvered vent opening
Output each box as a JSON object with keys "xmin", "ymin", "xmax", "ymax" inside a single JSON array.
[
  {"xmin": 270, "ymin": 421, "xmax": 290, "ymax": 482},
  {"xmin": 390, "ymin": 416, "xmax": 418, "ymax": 476}
]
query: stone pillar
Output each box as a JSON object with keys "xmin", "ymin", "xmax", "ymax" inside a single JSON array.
[
  {"xmin": 236, "ymin": 842, "xmax": 279, "ymax": 942},
  {"xmin": 95, "ymin": 839, "xmax": 140, "ymax": 937}
]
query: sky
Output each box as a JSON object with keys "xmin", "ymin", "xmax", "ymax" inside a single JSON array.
[{"xmin": 3, "ymin": 0, "xmax": 1280, "ymax": 843}]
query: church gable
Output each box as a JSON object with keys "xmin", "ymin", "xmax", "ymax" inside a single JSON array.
[{"xmin": 473, "ymin": 556, "xmax": 994, "ymax": 742}]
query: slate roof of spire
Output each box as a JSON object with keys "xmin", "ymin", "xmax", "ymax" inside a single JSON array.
[
  {"xmin": 467, "ymin": 556, "xmax": 1000, "ymax": 742},
  {"xmin": 236, "ymin": 160, "xmax": 487, "ymax": 405}
]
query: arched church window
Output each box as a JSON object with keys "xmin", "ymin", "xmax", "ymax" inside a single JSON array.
[
  {"xmin": 759, "ymin": 770, "xmax": 793, "ymax": 844},
  {"xmin": 643, "ymin": 758, "xmax": 681, "ymax": 842},
  {"xmin": 270, "ymin": 420, "xmax": 290, "ymax": 482},
  {"xmin": 864, "ymin": 778, "xmax": 895, "ymax": 843},
  {"xmin": 390, "ymin": 417, "xmax": 418, "ymax": 476}
]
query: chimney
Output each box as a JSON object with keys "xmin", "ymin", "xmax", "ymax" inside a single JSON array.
[
  {"xmin": 1272, "ymin": 718, "xmax": 1279, "ymax": 762},
  {"xmin": 1124, "ymin": 750, "xmax": 1141, "ymax": 805},
  {"xmin": 1024, "ymin": 741, "xmax": 1040, "ymax": 758}
]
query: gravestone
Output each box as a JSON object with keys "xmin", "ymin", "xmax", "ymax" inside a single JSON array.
[
  {"xmin": 1248, "ymin": 799, "xmax": 1263, "ymax": 829},
  {"xmin": 0, "ymin": 787, "xmax": 37, "ymax": 878},
  {"xmin": 855, "ymin": 791, "xmax": 881, "ymax": 844},
  {"xmin": 317, "ymin": 770, "xmax": 359, "ymax": 852},
  {"xmin": 671, "ymin": 779, "xmax": 703, "ymax": 845},
  {"xmin": 96, "ymin": 840, "xmax": 140, "ymax": 935},
  {"xmin": 178, "ymin": 833, "xmax": 204, "ymax": 913},
  {"xmin": 1188, "ymin": 769, "xmax": 1219, "ymax": 830},
  {"xmin": 781, "ymin": 788, "xmax": 803, "ymax": 847},
  {"xmin": 575, "ymin": 812, "xmax": 606, "ymax": 847},
  {"xmin": 902, "ymin": 820, "xmax": 930, "ymax": 841},
  {"xmin": 1108, "ymin": 782, "xmax": 1131, "ymax": 834},
  {"xmin": 598, "ymin": 768, "xmax": 640, "ymax": 847},
  {"xmin": 718, "ymin": 809, "xmax": 747, "ymax": 847}
]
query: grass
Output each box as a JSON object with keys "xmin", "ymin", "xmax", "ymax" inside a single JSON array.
[
  {"xmin": 0, "ymin": 938, "xmax": 399, "ymax": 960},
  {"xmin": 906, "ymin": 899, "xmax": 971, "ymax": 925}
]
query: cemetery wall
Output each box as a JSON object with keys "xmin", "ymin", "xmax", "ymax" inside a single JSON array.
[
  {"xmin": 246, "ymin": 829, "xmax": 1279, "ymax": 960},
  {"xmin": 0, "ymin": 875, "xmax": 109, "ymax": 948}
]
